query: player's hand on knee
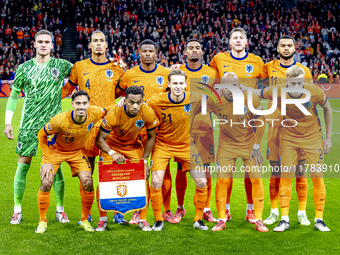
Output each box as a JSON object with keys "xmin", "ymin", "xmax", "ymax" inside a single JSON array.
[
  {"xmin": 4, "ymin": 124, "xmax": 14, "ymax": 139},
  {"xmin": 111, "ymin": 153, "xmax": 126, "ymax": 164},
  {"xmin": 250, "ymin": 148, "xmax": 263, "ymax": 167},
  {"xmin": 40, "ymin": 163, "xmax": 55, "ymax": 180},
  {"xmin": 324, "ymin": 137, "xmax": 332, "ymax": 154},
  {"xmin": 117, "ymin": 97, "xmax": 125, "ymax": 107},
  {"xmin": 169, "ymin": 64, "xmax": 181, "ymax": 70}
]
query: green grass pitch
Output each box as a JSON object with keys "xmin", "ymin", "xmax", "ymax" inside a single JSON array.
[{"xmin": 0, "ymin": 97, "xmax": 339, "ymax": 254}]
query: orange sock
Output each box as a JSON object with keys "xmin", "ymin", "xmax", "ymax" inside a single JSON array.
[
  {"xmin": 312, "ymin": 177, "xmax": 326, "ymax": 219},
  {"xmin": 296, "ymin": 174, "xmax": 308, "ymax": 211},
  {"xmin": 226, "ymin": 172, "xmax": 233, "ymax": 204},
  {"xmin": 175, "ymin": 168, "xmax": 187, "ymax": 206},
  {"xmin": 139, "ymin": 180, "xmax": 150, "ymax": 220},
  {"xmin": 250, "ymin": 177, "xmax": 264, "ymax": 220},
  {"xmin": 38, "ymin": 189, "xmax": 50, "ymax": 222},
  {"xmin": 80, "ymin": 182, "xmax": 91, "ymax": 216},
  {"xmin": 205, "ymin": 177, "xmax": 212, "ymax": 208},
  {"xmin": 150, "ymin": 186, "xmax": 163, "ymax": 222},
  {"xmin": 81, "ymin": 190, "xmax": 94, "ymax": 221},
  {"xmin": 269, "ymin": 174, "xmax": 281, "ymax": 209},
  {"xmin": 96, "ymin": 186, "xmax": 107, "ymax": 218},
  {"xmin": 216, "ymin": 178, "xmax": 229, "ymax": 219},
  {"xmin": 279, "ymin": 176, "xmax": 293, "ymax": 216},
  {"xmin": 194, "ymin": 186, "xmax": 207, "ymax": 221},
  {"xmin": 245, "ymin": 172, "xmax": 253, "ymax": 204},
  {"xmin": 162, "ymin": 165, "xmax": 172, "ymax": 212}
]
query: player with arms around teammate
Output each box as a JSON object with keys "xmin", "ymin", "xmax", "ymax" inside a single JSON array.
[
  {"xmin": 209, "ymin": 27, "xmax": 267, "ymax": 222},
  {"xmin": 35, "ymin": 90, "xmax": 110, "ymax": 233},
  {"xmin": 147, "ymin": 70, "xmax": 208, "ymax": 231},
  {"xmin": 163, "ymin": 38, "xmax": 219, "ymax": 223},
  {"xmin": 4, "ymin": 30, "xmax": 73, "ymax": 225},
  {"xmin": 259, "ymin": 66, "xmax": 332, "ymax": 232},
  {"xmin": 61, "ymin": 30, "xmax": 125, "ymax": 223},
  {"xmin": 95, "ymin": 86, "xmax": 158, "ymax": 232},
  {"xmin": 117, "ymin": 39, "xmax": 170, "ymax": 224},
  {"xmin": 263, "ymin": 35, "xmax": 314, "ymax": 226}
]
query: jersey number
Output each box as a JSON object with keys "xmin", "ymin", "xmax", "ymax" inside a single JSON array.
[
  {"xmin": 218, "ymin": 114, "xmax": 228, "ymax": 120},
  {"xmin": 64, "ymin": 136, "xmax": 75, "ymax": 142},
  {"xmin": 161, "ymin": 113, "xmax": 172, "ymax": 123},
  {"xmin": 271, "ymin": 76, "xmax": 277, "ymax": 86},
  {"xmin": 85, "ymin": 79, "xmax": 90, "ymax": 90}
]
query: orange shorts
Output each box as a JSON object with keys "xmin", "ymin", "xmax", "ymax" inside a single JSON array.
[
  {"xmin": 83, "ymin": 122, "xmax": 100, "ymax": 158},
  {"xmin": 267, "ymin": 125, "xmax": 306, "ymax": 163},
  {"xmin": 280, "ymin": 134, "xmax": 324, "ymax": 167},
  {"xmin": 151, "ymin": 143, "xmax": 203, "ymax": 172},
  {"xmin": 41, "ymin": 148, "xmax": 91, "ymax": 177},
  {"xmin": 192, "ymin": 132, "xmax": 215, "ymax": 163},
  {"xmin": 99, "ymin": 142, "xmax": 143, "ymax": 162}
]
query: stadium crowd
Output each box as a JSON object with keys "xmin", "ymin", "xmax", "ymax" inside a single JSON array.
[{"xmin": 0, "ymin": 0, "xmax": 340, "ymax": 83}]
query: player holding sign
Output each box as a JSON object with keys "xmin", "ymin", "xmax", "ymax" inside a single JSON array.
[
  {"xmin": 147, "ymin": 69, "xmax": 208, "ymax": 231},
  {"xmin": 35, "ymin": 90, "xmax": 111, "ymax": 233},
  {"xmin": 95, "ymin": 86, "xmax": 158, "ymax": 231},
  {"xmin": 258, "ymin": 66, "xmax": 332, "ymax": 232},
  {"xmin": 4, "ymin": 30, "xmax": 73, "ymax": 225}
]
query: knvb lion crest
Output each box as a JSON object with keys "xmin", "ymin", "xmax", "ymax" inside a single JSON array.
[
  {"xmin": 106, "ymin": 69, "xmax": 113, "ymax": 78},
  {"xmin": 184, "ymin": 103, "xmax": 192, "ymax": 113},
  {"xmin": 156, "ymin": 76, "xmax": 164, "ymax": 86},
  {"xmin": 201, "ymin": 75, "xmax": 209, "ymax": 84},
  {"xmin": 51, "ymin": 68, "xmax": 59, "ymax": 78},
  {"xmin": 136, "ymin": 119, "xmax": 145, "ymax": 128},
  {"xmin": 245, "ymin": 64, "xmax": 254, "ymax": 74},
  {"xmin": 117, "ymin": 185, "xmax": 127, "ymax": 197}
]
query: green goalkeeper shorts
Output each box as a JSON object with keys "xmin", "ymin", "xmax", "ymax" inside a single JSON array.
[{"xmin": 16, "ymin": 129, "xmax": 39, "ymax": 157}]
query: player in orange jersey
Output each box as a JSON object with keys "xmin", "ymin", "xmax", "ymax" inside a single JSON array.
[
  {"xmin": 35, "ymin": 90, "xmax": 110, "ymax": 233},
  {"xmin": 201, "ymin": 72, "xmax": 268, "ymax": 232},
  {"xmin": 162, "ymin": 38, "xmax": 219, "ymax": 223},
  {"xmin": 61, "ymin": 30, "xmax": 125, "ymax": 223},
  {"xmin": 147, "ymin": 70, "xmax": 208, "ymax": 231},
  {"xmin": 258, "ymin": 66, "xmax": 332, "ymax": 232},
  {"xmin": 117, "ymin": 39, "xmax": 171, "ymax": 224},
  {"xmin": 263, "ymin": 35, "xmax": 313, "ymax": 226},
  {"xmin": 94, "ymin": 86, "xmax": 158, "ymax": 232},
  {"xmin": 209, "ymin": 27, "xmax": 267, "ymax": 223}
]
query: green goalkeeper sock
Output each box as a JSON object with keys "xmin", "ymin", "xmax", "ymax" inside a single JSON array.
[
  {"xmin": 14, "ymin": 163, "xmax": 30, "ymax": 207},
  {"xmin": 53, "ymin": 166, "xmax": 65, "ymax": 208}
]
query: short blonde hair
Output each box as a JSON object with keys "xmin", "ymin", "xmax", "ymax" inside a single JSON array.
[
  {"xmin": 286, "ymin": 66, "xmax": 305, "ymax": 78},
  {"xmin": 34, "ymin": 30, "xmax": 53, "ymax": 41},
  {"xmin": 230, "ymin": 27, "xmax": 247, "ymax": 39},
  {"xmin": 168, "ymin": 69, "xmax": 187, "ymax": 82}
]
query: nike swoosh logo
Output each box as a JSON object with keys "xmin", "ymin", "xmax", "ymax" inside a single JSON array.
[
  {"xmin": 223, "ymin": 65, "xmax": 230, "ymax": 68},
  {"xmin": 272, "ymin": 70, "xmax": 278, "ymax": 72},
  {"xmin": 259, "ymin": 199, "xmax": 264, "ymax": 202},
  {"xmin": 134, "ymin": 80, "xmax": 141, "ymax": 83},
  {"xmin": 84, "ymin": 72, "xmax": 90, "ymax": 75},
  {"xmin": 162, "ymin": 108, "xmax": 168, "ymax": 111},
  {"xmin": 40, "ymin": 202, "xmax": 47, "ymax": 205}
]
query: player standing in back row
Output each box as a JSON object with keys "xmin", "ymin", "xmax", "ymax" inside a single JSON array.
[
  {"xmin": 209, "ymin": 27, "xmax": 267, "ymax": 223},
  {"xmin": 4, "ymin": 30, "xmax": 73, "ymax": 225}
]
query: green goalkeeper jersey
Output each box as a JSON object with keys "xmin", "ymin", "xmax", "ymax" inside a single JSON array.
[{"xmin": 12, "ymin": 57, "xmax": 73, "ymax": 130}]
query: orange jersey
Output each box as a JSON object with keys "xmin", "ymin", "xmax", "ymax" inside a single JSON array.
[
  {"xmin": 210, "ymin": 51, "xmax": 266, "ymax": 88},
  {"xmin": 147, "ymin": 91, "xmax": 192, "ymax": 148},
  {"xmin": 39, "ymin": 106, "xmax": 107, "ymax": 155},
  {"xmin": 179, "ymin": 63, "xmax": 219, "ymax": 133},
  {"xmin": 100, "ymin": 104, "xmax": 158, "ymax": 146},
  {"xmin": 68, "ymin": 58, "xmax": 124, "ymax": 107},
  {"xmin": 265, "ymin": 60, "xmax": 313, "ymax": 123},
  {"xmin": 119, "ymin": 64, "xmax": 170, "ymax": 100},
  {"xmin": 208, "ymin": 91, "xmax": 263, "ymax": 146},
  {"xmin": 261, "ymin": 83, "xmax": 327, "ymax": 139}
]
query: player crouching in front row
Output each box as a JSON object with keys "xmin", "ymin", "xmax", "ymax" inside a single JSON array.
[{"xmin": 35, "ymin": 90, "xmax": 111, "ymax": 233}]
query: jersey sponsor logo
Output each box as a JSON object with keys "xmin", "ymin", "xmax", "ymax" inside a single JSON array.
[
  {"xmin": 156, "ymin": 76, "xmax": 164, "ymax": 86},
  {"xmin": 106, "ymin": 69, "xmax": 113, "ymax": 78},
  {"xmin": 47, "ymin": 123, "xmax": 52, "ymax": 131},
  {"xmin": 136, "ymin": 119, "xmax": 145, "ymax": 128},
  {"xmin": 184, "ymin": 103, "xmax": 192, "ymax": 113},
  {"xmin": 201, "ymin": 75, "xmax": 209, "ymax": 84},
  {"xmin": 303, "ymin": 101, "xmax": 312, "ymax": 109},
  {"xmin": 134, "ymin": 80, "xmax": 141, "ymax": 83},
  {"xmin": 84, "ymin": 72, "xmax": 90, "ymax": 75},
  {"xmin": 161, "ymin": 107, "xmax": 169, "ymax": 111},
  {"xmin": 17, "ymin": 142, "xmax": 22, "ymax": 150},
  {"xmin": 117, "ymin": 185, "xmax": 127, "ymax": 197},
  {"xmin": 245, "ymin": 64, "xmax": 254, "ymax": 74},
  {"xmin": 102, "ymin": 117, "xmax": 107, "ymax": 126},
  {"xmin": 51, "ymin": 68, "xmax": 59, "ymax": 78},
  {"xmin": 87, "ymin": 122, "xmax": 94, "ymax": 131}
]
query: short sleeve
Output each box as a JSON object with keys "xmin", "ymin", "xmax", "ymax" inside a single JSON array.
[
  {"xmin": 209, "ymin": 54, "xmax": 219, "ymax": 72},
  {"xmin": 315, "ymin": 85, "xmax": 327, "ymax": 106},
  {"xmin": 43, "ymin": 116, "xmax": 61, "ymax": 135},
  {"xmin": 144, "ymin": 105, "xmax": 159, "ymax": 131},
  {"xmin": 258, "ymin": 58, "xmax": 267, "ymax": 79},
  {"xmin": 67, "ymin": 62, "xmax": 78, "ymax": 86},
  {"xmin": 100, "ymin": 108, "xmax": 115, "ymax": 133},
  {"xmin": 12, "ymin": 65, "xmax": 25, "ymax": 91},
  {"xmin": 118, "ymin": 71, "xmax": 129, "ymax": 90}
]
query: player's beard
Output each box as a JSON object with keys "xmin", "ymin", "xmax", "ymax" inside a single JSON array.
[{"xmin": 279, "ymin": 52, "xmax": 294, "ymax": 60}]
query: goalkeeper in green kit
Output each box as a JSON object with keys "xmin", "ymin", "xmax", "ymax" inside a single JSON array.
[{"xmin": 4, "ymin": 30, "xmax": 73, "ymax": 224}]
